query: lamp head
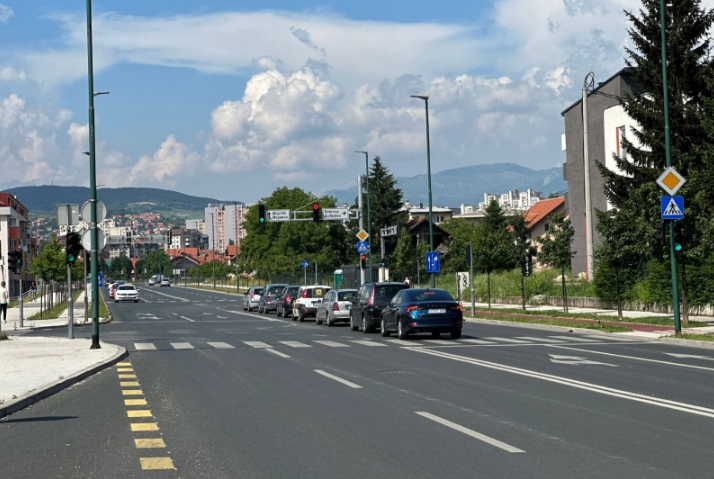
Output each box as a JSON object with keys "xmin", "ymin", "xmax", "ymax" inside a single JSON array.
[{"xmin": 410, "ymin": 95, "xmax": 429, "ymax": 101}]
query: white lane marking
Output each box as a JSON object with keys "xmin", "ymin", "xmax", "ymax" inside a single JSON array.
[
  {"xmin": 244, "ymin": 341, "xmax": 272, "ymax": 349},
  {"xmin": 411, "ymin": 348, "xmax": 714, "ymax": 419},
  {"xmin": 515, "ymin": 337, "xmax": 566, "ymax": 343},
  {"xmin": 314, "ymin": 370, "xmax": 363, "ymax": 389},
  {"xmin": 385, "ymin": 339, "xmax": 412, "ymax": 345},
  {"xmin": 351, "ymin": 340, "xmax": 388, "ymax": 347},
  {"xmin": 548, "ymin": 336, "xmax": 601, "ymax": 342},
  {"xmin": 422, "ymin": 339, "xmax": 460, "ymax": 345},
  {"xmin": 486, "ymin": 337, "xmax": 531, "ymax": 344},
  {"xmin": 145, "ymin": 288, "xmax": 190, "ymax": 302},
  {"xmin": 548, "ymin": 354, "xmax": 618, "ymax": 367},
  {"xmin": 581, "ymin": 334, "xmax": 636, "ymax": 342},
  {"xmin": 171, "ymin": 313, "xmax": 178, "ymax": 316},
  {"xmin": 266, "ymin": 349, "xmax": 290, "ymax": 358},
  {"xmin": 415, "ymin": 412, "xmax": 525, "ymax": 453},
  {"xmin": 549, "ymin": 345, "xmax": 714, "ymax": 373},
  {"xmin": 180, "ymin": 316, "xmax": 195, "ymax": 322},
  {"xmin": 134, "ymin": 343, "xmax": 157, "ymax": 350},
  {"xmin": 665, "ymin": 353, "xmax": 714, "ymax": 361},
  {"xmin": 279, "ymin": 341, "xmax": 313, "ymax": 348},
  {"xmin": 171, "ymin": 342, "xmax": 194, "ymax": 350},
  {"xmin": 208, "ymin": 342, "xmax": 235, "ymax": 349},
  {"xmin": 313, "ymin": 340, "xmax": 350, "ymax": 348},
  {"xmin": 460, "ymin": 339, "xmax": 496, "ymax": 345}
]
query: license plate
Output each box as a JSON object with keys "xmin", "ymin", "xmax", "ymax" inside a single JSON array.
[{"xmin": 428, "ymin": 309, "xmax": 446, "ymax": 314}]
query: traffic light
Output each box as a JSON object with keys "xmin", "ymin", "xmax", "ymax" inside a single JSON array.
[
  {"xmin": 258, "ymin": 204, "xmax": 266, "ymax": 224},
  {"xmin": 672, "ymin": 221, "xmax": 683, "ymax": 253},
  {"xmin": 654, "ymin": 221, "xmax": 666, "ymax": 245},
  {"xmin": 360, "ymin": 254, "xmax": 366, "ymax": 269},
  {"xmin": 312, "ymin": 202, "xmax": 320, "ymax": 222},
  {"xmin": 465, "ymin": 244, "xmax": 472, "ymax": 266},
  {"xmin": 8, "ymin": 250, "xmax": 21, "ymax": 274},
  {"xmin": 66, "ymin": 232, "xmax": 83, "ymax": 265}
]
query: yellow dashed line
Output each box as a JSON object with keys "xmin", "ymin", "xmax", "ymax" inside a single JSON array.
[
  {"xmin": 120, "ymin": 381, "xmax": 140, "ymax": 387},
  {"xmin": 135, "ymin": 438, "xmax": 167, "ymax": 448},
  {"xmin": 127, "ymin": 410, "xmax": 153, "ymax": 418},
  {"xmin": 118, "ymin": 374, "xmax": 137, "ymax": 379},
  {"xmin": 117, "ymin": 362, "xmax": 132, "ymax": 366},
  {"xmin": 140, "ymin": 457, "xmax": 175, "ymax": 470},
  {"xmin": 117, "ymin": 368, "xmax": 134, "ymax": 372},
  {"xmin": 131, "ymin": 423, "xmax": 159, "ymax": 432},
  {"xmin": 124, "ymin": 399, "xmax": 148, "ymax": 406},
  {"xmin": 122, "ymin": 390, "xmax": 144, "ymax": 396}
]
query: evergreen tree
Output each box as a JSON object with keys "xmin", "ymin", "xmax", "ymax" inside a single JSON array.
[
  {"xmin": 441, "ymin": 218, "xmax": 479, "ymax": 274},
  {"xmin": 472, "ymin": 201, "xmax": 513, "ymax": 307},
  {"xmin": 537, "ymin": 213, "xmax": 575, "ymax": 313},
  {"xmin": 509, "ymin": 215, "xmax": 537, "ymax": 311}
]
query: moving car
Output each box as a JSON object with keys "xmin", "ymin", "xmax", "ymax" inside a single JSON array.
[
  {"xmin": 350, "ymin": 282, "xmax": 409, "ymax": 332},
  {"xmin": 114, "ymin": 284, "xmax": 140, "ymax": 303},
  {"xmin": 243, "ymin": 286, "xmax": 264, "ymax": 311},
  {"xmin": 108, "ymin": 280, "xmax": 126, "ymax": 299},
  {"xmin": 292, "ymin": 285, "xmax": 331, "ymax": 322},
  {"xmin": 380, "ymin": 288, "xmax": 463, "ymax": 340},
  {"xmin": 148, "ymin": 277, "xmax": 157, "ymax": 286},
  {"xmin": 276, "ymin": 286, "xmax": 300, "ymax": 318},
  {"xmin": 258, "ymin": 283, "xmax": 289, "ymax": 314},
  {"xmin": 316, "ymin": 289, "xmax": 357, "ymax": 326},
  {"xmin": 160, "ymin": 278, "xmax": 171, "ymax": 287}
]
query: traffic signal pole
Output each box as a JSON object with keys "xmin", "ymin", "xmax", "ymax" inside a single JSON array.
[
  {"xmin": 19, "ymin": 249, "xmax": 24, "ymax": 328},
  {"xmin": 68, "ymin": 264, "xmax": 74, "ymax": 339}
]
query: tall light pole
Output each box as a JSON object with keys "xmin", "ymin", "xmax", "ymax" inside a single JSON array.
[
  {"xmin": 211, "ymin": 213, "xmax": 216, "ymax": 290},
  {"xmin": 410, "ymin": 95, "xmax": 435, "ymax": 288},
  {"xmin": 356, "ymin": 151, "xmax": 372, "ymax": 281},
  {"xmin": 582, "ymin": 72, "xmax": 595, "ymax": 282}
]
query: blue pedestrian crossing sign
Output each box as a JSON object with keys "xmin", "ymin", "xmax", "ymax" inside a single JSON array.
[
  {"xmin": 357, "ymin": 241, "xmax": 369, "ymax": 254},
  {"xmin": 301, "ymin": 260, "xmax": 309, "ymax": 268},
  {"xmin": 425, "ymin": 252, "xmax": 441, "ymax": 273},
  {"xmin": 661, "ymin": 196, "xmax": 684, "ymax": 219}
]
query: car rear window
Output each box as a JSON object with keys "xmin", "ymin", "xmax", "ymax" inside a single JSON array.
[
  {"xmin": 375, "ymin": 285, "xmax": 408, "ymax": 300},
  {"xmin": 406, "ymin": 290, "xmax": 454, "ymax": 302},
  {"xmin": 268, "ymin": 286, "xmax": 284, "ymax": 295},
  {"xmin": 253, "ymin": 288, "xmax": 264, "ymax": 294},
  {"xmin": 118, "ymin": 286, "xmax": 135, "ymax": 291},
  {"xmin": 338, "ymin": 291, "xmax": 356, "ymax": 302},
  {"xmin": 313, "ymin": 288, "xmax": 331, "ymax": 298}
]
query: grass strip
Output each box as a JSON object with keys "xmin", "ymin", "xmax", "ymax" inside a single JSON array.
[
  {"xmin": 28, "ymin": 290, "xmax": 83, "ymax": 320},
  {"xmin": 670, "ymin": 333, "xmax": 714, "ymax": 342},
  {"xmin": 468, "ymin": 310, "xmax": 631, "ymax": 333},
  {"xmin": 0, "ymin": 332, "xmax": 8, "ymax": 340},
  {"xmin": 90, "ymin": 289, "xmax": 110, "ymax": 319}
]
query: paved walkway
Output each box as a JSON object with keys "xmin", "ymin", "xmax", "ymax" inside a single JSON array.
[{"xmin": 2, "ymin": 291, "xmax": 107, "ymax": 334}]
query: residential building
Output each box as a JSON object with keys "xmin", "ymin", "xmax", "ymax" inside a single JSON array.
[
  {"xmin": 0, "ymin": 193, "xmax": 32, "ymax": 297},
  {"xmin": 205, "ymin": 203, "xmax": 246, "ymax": 253},
  {"xmin": 523, "ymin": 197, "xmax": 567, "ymax": 270},
  {"xmin": 401, "ymin": 200, "xmax": 454, "ymax": 225},
  {"xmin": 186, "ymin": 219, "xmax": 206, "ymax": 234},
  {"xmin": 561, "ymin": 67, "xmax": 641, "ymax": 277}
]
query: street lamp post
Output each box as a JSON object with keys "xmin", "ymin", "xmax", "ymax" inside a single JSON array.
[
  {"xmin": 582, "ymin": 73, "xmax": 595, "ymax": 282},
  {"xmin": 356, "ymin": 151, "xmax": 372, "ymax": 281},
  {"xmin": 211, "ymin": 213, "xmax": 216, "ymax": 290},
  {"xmin": 410, "ymin": 95, "xmax": 435, "ymax": 288}
]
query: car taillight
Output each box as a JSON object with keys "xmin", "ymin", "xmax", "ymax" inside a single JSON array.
[
  {"xmin": 453, "ymin": 305, "xmax": 463, "ymax": 311},
  {"xmin": 267, "ymin": 297, "xmax": 272, "ymax": 303},
  {"xmin": 367, "ymin": 288, "xmax": 375, "ymax": 307},
  {"xmin": 406, "ymin": 306, "xmax": 422, "ymax": 313},
  {"xmin": 251, "ymin": 293, "xmax": 255, "ymax": 299},
  {"xmin": 286, "ymin": 296, "xmax": 292, "ymax": 304},
  {"xmin": 332, "ymin": 302, "xmax": 339, "ymax": 311}
]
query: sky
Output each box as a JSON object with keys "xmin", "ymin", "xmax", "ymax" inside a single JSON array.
[{"xmin": 0, "ymin": 0, "xmax": 666, "ymax": 203}]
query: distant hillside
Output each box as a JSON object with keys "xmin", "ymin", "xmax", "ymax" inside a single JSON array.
[
  {"xmin": 330, "ymin": 163, "xmax": 567, "ymax": 207},
  {"xmin": 3, "ymin": 186, "xmax": 237, "ymax": 216}
]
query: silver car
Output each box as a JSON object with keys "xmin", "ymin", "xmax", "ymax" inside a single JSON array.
[
  {"xmin": 243, "ymin": 286, "xmax": 264, "ymax": 312},
  {"xmin": 316, "ymin": 289, "xmax": 358, "ymax": 326}
]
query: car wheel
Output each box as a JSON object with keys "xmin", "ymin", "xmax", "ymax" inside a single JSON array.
[
  {"xmin": 316, "ymin": 312, "xmax": 323, "ymax": 325},
  {"xmin": 350, "ymin": 314, "xmax": 358, "ymax": 331},
  {"xmin": 326, "ymin": 314, "xmax": 333, "ymax": 327},
  {"xmin": 451, "ymin": 329, "xmax": 462, "ymax": 340},
  {"xmin": 297, "ymin": 308, "xmax": 304, "ymax": 322},
  {"xmin": 398, "ymin": 320, "xmax": 409, "ymax": 340},
  {"xmin": 134, "ymin": 300, "xmax": 139, "ymax": 303},
  {"xmin": 362, "ymin": 315, "xmax": 372, "ymax": 333},
  {"xmin": 114, "ymin": 299, "xmax": 118, "ymax": 303},
  {"xmin": 380, "ymin": 319, "xmax": 390, "ymax": 337},
  {"xmin": 431, "ymin": 332, "xmax": 441, "ymax": 339}
]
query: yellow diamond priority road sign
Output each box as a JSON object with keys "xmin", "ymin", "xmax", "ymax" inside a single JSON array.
[
  {"xmin": 656, "ymin": 167, "xmax": 686, "ymax": 196},
  {"xmin": 356, "ymin": 229, "xmax": 369, "ymax": 242}
]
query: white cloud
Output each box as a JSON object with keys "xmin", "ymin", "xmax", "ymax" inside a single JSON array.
[
  {"xmin": 0, "ymin": 4, "xmax": 13, "ymax": 24},
  {"xmin": 127, "ymin": 135, "xmax": 200, "ymax": 186},
  {"xmin": 0, "ymin": 65, "xmax": 26, "ymax": 82}
]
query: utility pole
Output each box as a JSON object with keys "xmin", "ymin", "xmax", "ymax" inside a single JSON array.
[
  {"xmin": 314, "ymin": 261, "xmax": 318, "ymax": 285},
  {"xmin": 68, "ymin": 264, "xmax": 74, "ymax": 339},
  {"xmin": 582, "ymin": 73, "xmax": 595, "ymax": 282},
  {"xmin": 469, "ymin": 241, "xmax": 475, "ymax": 317},
  {"xmin": 19, "ymin": 248, "xmax": 24, "ymax": 328},
  {"xmin": 357, "ymin": 174, "xmax": 365, "ymax": 285},
  {"xmin": 659, "ymin": 0, "xmax": 681, "ymax": 334},
  {"xmin": 380, "ymin": 234, "xmax": 385, "ymax": 282},
  {"xmin": 356, "ymin": 151, "xmax": 372, "ymax": 281},
  {"xmin": 211, "ymin": 213, "xmax": 216, "ymax": 290},
  {"xmin": 84, "ymin": 249, "xmax": 89, "ymax": 323}
]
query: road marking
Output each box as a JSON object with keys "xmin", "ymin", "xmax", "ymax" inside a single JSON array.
[
  {"xmin": 144, "ymin": 288, "xmax": 190, "ymax": 302},
  {"xmin": 118, "ymin": 374, "xmax": 137, "ymax": 379},
  {"xmin": 131, "ymin": 423, "xmax": 159, "ymax": 432},
  {"xmin": 548, "ymin": 354, "xmax": 618, "ymax": 367},
  {"xmin": 125, "ymin": 399, "xmax": 148, "ymax": 406},
  {"xmin": 120, "ymin": 382, "xmax": 140, "ymax": 387},
  {"xmin": 279, "ymin": 341, "xmax": 313, "ymax": 348},
  {"xmin": 135, "ymin": 438, "xmax": 166, "ymax": 448},
  {"xmin": 486, "ymin": 337, "xmax": 531, "ymax": 344},
  {"xmin": 207, "ymin": 342, "xmax": 235, "ymax": 349},
  {"xmin": 180, "ymin": 316, "xmax": 195, "ymax": 322},
  {"xmin": 314, "ymin": 340, "xmax": 350, "ymax": 348},
  {"xmin": 134, "ymin": 343, "xmax": 157, "ymax": 351},
  {"xmin": 385, "ymin": 339, "xmax": 411, "ymax": 345},
  {"xmin": 515, "ymin": 337, "xmax": 565, "ymax": 343},
  {"xmin": 127, "ymin": 410, "xmax": 152, "ymax": 418},
  {"xmin": 140, "ymin": 457, "xmax": 175, "ymax": 470},
  {"xmin": 411, "ymin": 348, "xmax": 714, "ymax": 419},
  {"xmin": 581, "ymin": 334, "xmax": 635, "ymax": 342},
  {"xmin": 460, "ymin": 339, "xmax": 496, "ymax": 345},
  {"xmin": 117, "ymin": 368, "xmax": 134, "ymax": 372},
  {"xmin": 415, "ymin": 412, "xmax": 524, "ymax": 453},
  {"xmin": 117, "ymin": 362, "xmax": 132, "ymax": 366},
  {"xmin": 171, "ymin": 342, "xmax": 194, "ymax": 350},
  {"xmin": 548, "ymin": 336, "xmax": 601, "ymax": 342},
  {"xmin": 422, "ymin": 339, "xmax": 459, "ymax": 345},
  {"xmin": 351, "ymin": 340, "xmax": 388, "ymax": 347},
  {"xmin": 244, "ymin": 341, "xmax": 272, "ymax": 349},
  {"xmin": 315, "ymin": 369, "xmax": 363, "ymax": 389},
  {"xmin": 665, "ymin": 353, "xmax": 714, "ymax": 361},
  {"xmin": 122, "ymin": 389, "xmax": 145, "ymax": 395},
  {"xmin": 265, "ymin": 349, "xmax": 291, "ymax": 358},
  {"xmin": 549, "ymin": 345, "xmax": 714, "ymax": 372}
]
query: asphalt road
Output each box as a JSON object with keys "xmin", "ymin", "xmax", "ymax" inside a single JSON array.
[{"xmin": 3, "ymin": 284, "xmax": 714, "ymax": 478}]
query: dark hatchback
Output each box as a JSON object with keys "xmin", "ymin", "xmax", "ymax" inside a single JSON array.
[
  {"xmin": 380, "ymin": 288, "xmax": 463, "ymax": 340},
  {"xmin": 276, "ymin": 286, "xmax": 300, "ymax": 318},
  {"xmin": 350, "ymin": 282, "xmax": 410, "ymax": 333}
]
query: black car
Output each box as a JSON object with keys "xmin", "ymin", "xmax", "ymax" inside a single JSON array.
[
  {"xmin": 258, "ymin": 283, "xmax": 289, "ymax": 313},
  {"xmin": 349, "ymin": 282, "xmax": 409, "ymax": 333},
  {"xmin": 380, "ymin": 288, "xmax": 462, "ymax": 340},
  {"xmin": 276, "ymin": 286, "xmax": 300, "ymax": 318}
]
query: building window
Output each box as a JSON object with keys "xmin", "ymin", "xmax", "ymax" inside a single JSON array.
[
  {"xmin": 544, "ymin": 223, "xmax": 550, "ymax": 232},
  {"xmin": 617, "ymin": 126, "xmax": 628, "ymax": 160}
]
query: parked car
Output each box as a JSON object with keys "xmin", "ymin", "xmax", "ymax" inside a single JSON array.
[
  {"xmin": 148, "ymin": 277, "xmax": 157, "ymax": 286},
  {"xmin": 104, "ymin": 279, "xmax": 114, "ymax": 288},
  {"xmin": 380, "ymin": 288, "xmax": 462, "ymax": 340},
  {"xmin": 114, "ymin": 284, "xmax": 140, "ymax": 303},
  {"xmin": 276, "ymin": 286, "xmax": 300, "ymax": 318},
  {"xmin": 258, "ymin": 284, "xmax": 289, "ymax": 313},
  {"xmin": 316, "ymin": 289, "xmax": 357, "ymax": 326},
  {"xmin": 243, "ymin": 286, "xmax": 264, "ymax": 311},
  {"xmin": 350, "ymin": 282, "xmax": 410, "ymax": 332},
  {"xmin": 292, "ymin": 285, "xmax": 331, "ymax": 322},
  {"xmin": 160, "ymin": 278, "xmax": 171, "ymax": 287},
  {"xmin": 109, "ymin": 281, "xmax": 126, "ymax": 299}
]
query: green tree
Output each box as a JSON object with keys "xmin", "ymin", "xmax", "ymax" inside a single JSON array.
[
  {"xmin": 473, "ymin": 201, "xmax": 513, "ymax": 307},
  {"xmin": 30, "ymin": 236, "xmax": 82, "ymax": 283},
  {"xmin": 141, "ymin": 250, "xmax": 171, "ymax": 279},
  {"xmin": 391, "ymin": 227, "xmax": 416, "ymax": 280},
  {"xmin": 441, "ymin": 218, "xmax": 479, "ymax": 274},
  {"xmin": 109, "ymin": 256, "xmax": 134, "ymax": 281},
  {"xmin": 537, "ymin": 213, "xmax": 575, "ymax": 313},
  {"xmin": 510, "ymin": 215, "xmax": 537, "ymax": 311}
]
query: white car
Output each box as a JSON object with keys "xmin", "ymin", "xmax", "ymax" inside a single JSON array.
[
  {"xmin": 160, "ymin": 279, "xmax": 171, "ymax": 287},
  {"xmin": 292, "ymin": 285, "xmax": 331, "ymax": 322},
  {"xmin": 114, "ymin": 284, "xmax": 139, "ymax": 303},
  {"xmin": 316, "ymin": 289, "xmax": 357, "ymax": 326},
  {"xmin": 148, "ymin": 278, "xmax": 157, "ymax": 286},
  {"xmin": 243, "ymin": 287, "xmax": 264, "ymax": 311}
]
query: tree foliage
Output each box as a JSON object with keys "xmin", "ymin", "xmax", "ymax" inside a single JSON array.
[
  {"xmin": 509, "ymin": 214, "xmax": 537, "ymax": 310},
  {"xmin": 537, "ymin": 213, "xmax": 575, "ymax": 312},
  {"xmin": 30, "ymin": 236, "xmax": 83, "ymax": 282},
  {"xmin": 472, "ymin": 201, "xmax": 513, "ymax": 307}
]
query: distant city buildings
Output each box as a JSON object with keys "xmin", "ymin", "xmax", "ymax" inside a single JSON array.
[
  {"xmin": 204, "ymin": 203, "xmax": 246, "ymax": 253},
  {"xmin": 0, "ymin": 193, "xmax": 35, "ymax": 296}
]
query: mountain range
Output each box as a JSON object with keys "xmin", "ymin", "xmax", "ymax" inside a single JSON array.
[{"xmin": 329, "ymin": 163, "xmax": 567, "ymax": 207}]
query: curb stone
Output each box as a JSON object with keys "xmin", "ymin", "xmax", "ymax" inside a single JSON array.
[
  {"xmin": 463, "ymin": 316, "xmax": 651, "ymax": 340},
  {"xmin": 0, "ymin": 343, "xmax": 128, "ymax": 419},
  {"xmin": 656, "ymin": 337, "xmax": 714, "ymax": 350}
]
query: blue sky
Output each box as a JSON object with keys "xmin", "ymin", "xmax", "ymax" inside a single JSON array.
[{"xmin": 0, "ymin": 0, "xmax": 645, "ymax": 203}]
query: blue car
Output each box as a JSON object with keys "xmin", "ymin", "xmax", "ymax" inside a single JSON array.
[{"xmin": 379, "ymin": 288, "xmax": 463, "ymax": 340}]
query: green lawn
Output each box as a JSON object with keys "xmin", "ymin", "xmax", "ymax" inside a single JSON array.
[
  {"xmin": 28, "ymin": 290, "xmax": 83, "ymax": 320},
  {"xmin": 467, "ymin": 312, "xmax": 632, "ymax": 332},
  {"xmin": 671, "ymin": 333, "xmax": 714, "ymax": 342}
]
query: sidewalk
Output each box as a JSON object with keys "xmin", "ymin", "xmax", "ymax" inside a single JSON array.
[
  {"xmin": 2, "ymin": 291, "xmax": 110, "ymax": 334},
  {"xmin": 0, "ymin": 335, "xmax": 126, "ymax": 418}
]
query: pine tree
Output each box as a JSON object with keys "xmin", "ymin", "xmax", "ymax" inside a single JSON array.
[
  {"xmin": 510, "ymin": 215, "xmax": 537, "ymax": 311},
  {"xmin": 537, "ymin": 213, "xmax": 575, "ymax": 313},
  {"xmin": 473, "ymin": 201, "xmax": 513, "ymax": 307}
]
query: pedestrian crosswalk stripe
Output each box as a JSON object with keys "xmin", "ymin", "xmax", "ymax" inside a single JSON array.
[
  {"xmin": 422, "ymin": 339, "xmax": 458, "ymax": 345},
  {"xmin": 460, "ymin": 339, "xmax": 496, "ymax": 344},
  {"xmin": 548, "ymin": 336, "xmax": 601, "ymax": 342},
  {"xmin": 135, "ymin": 438, "xmax": 166, "ymax": 448},
  {"xmin": 134, "ymin": 343, "xmax": 157, "ymax": 350},
  {"xmin": 207, "ymin": 342, "xmax": 235, "ymax": 349},
  {"xmin": 581, "ymin": 334, "xmax": 633, "ymax": 341},
  {"xmin": 514, "ymin": 337, "xmax": 566, "ymax": 343},
  {"xmin": 127, "ymin": 410, "xmax": 152, "ymax": 418},
  {"xmin": 279, "ymin": 341, "xmax": 312, "ymax": 348},
  {"xmin": 487, "ymin": 337, "xmax": 531, "ymax": 343},
  {"xmin": 244, "ymin": 341, "xmax": 272, "ymax": 349},
  {"xmin": 170, "ymin": 342, "xmax": 194, "ymax": 350},
  {"xmin": 313, "ymin": 340, "xmax": 350, "ymax": 347},
  {"xmin": 385, "ymin": 339, "xmax": 410, "ymax": 345},
  {"xmin": 351, "ymin": 340, "xmax": 387, "ymax": 347},
  {"xmin": 140, "ymin": 457, "xmax": 175, "ymax": 470}
]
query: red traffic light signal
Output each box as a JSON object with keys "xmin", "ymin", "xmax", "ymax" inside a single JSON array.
[
  {"xmin": 360, "ymin": 254, "xmax": 366, "ymax": 269},
  {"xmin": 312, "ymin": 202, "xmax": 320, "ymax": 222}
]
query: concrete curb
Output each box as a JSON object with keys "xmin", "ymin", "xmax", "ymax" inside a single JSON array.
[
  {"xmin": 0, "ymin": 343, "xmax": 128, "ymax": 419},
  {"xmin": 13, "ymin": 317, "xmax": 112, "ymax": 331},
  {"xmin": 464, "ymin": 316, "xmax": 651, "ymax": 340},
  {"xmin": 656, "ymin": 337, "xmax": 714, "ymax": 350}
]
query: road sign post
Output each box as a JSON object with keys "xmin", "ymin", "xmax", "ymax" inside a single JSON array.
[{"xmin": 302, "ymin": 259, "xmax": 308, "ymax": 285}]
